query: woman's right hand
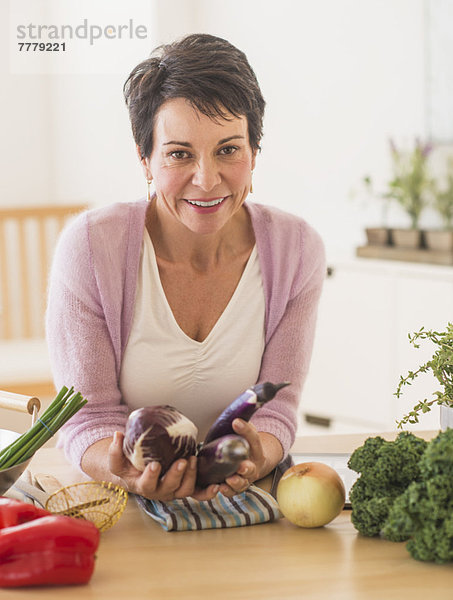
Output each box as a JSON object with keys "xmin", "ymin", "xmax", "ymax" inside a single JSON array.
[{"xmin": 108, "ymin": 431, "xmax": 220, "ymax": 502}]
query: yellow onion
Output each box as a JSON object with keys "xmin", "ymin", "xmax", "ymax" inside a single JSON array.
[{"xmin": 276, "ymin": 462, "xmax": 345, "ymax": 528}]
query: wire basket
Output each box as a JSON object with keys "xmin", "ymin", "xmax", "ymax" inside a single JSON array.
[{"xmin": 45, "ymin": 480, "xmax": 128, "ymax": 532}]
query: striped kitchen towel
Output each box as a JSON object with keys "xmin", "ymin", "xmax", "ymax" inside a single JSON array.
[{"xmin": 135, "ymin": 485, "xmax": 282, "ymax": 531}]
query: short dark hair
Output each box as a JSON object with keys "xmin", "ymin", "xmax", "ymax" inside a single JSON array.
[{"xmin": 123, "ymin": 33, "xmax": 265, "ymax": 159}]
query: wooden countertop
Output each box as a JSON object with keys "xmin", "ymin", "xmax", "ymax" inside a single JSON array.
[
  {"xmin": 290, "ymin": 429, "xmax": 439, "ymax": 454},
  {"xmin": 3, "ymin": 431, "xmax": 452, "ymax": 600}
]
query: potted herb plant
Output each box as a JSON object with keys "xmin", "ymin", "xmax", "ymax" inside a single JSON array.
[
  {"xmin": 361, "ymin": 175, "xmax": 391, "ymax": 246},
  {"xmin": 386, "ymin": 139, "xmax": 435, "ymax": 249},
  {"xmin": 395, "ymin": 323, "xmax": 453, "ymax": 429},
  {"xmin": 424, "ymin": 156, "xmax": 453, "ymax": 252}
]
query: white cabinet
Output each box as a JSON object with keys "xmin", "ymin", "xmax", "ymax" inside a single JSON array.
[{"xmin": 299, "ymin": 258, "xmax": 453, "ymax": 435}]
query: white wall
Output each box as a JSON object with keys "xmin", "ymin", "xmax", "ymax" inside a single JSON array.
[
  {"xmin": 46, "ymin": 0, "xmax": 156, "ymax": 207},
  {"xmin": 1, "ymin": 0, "xmax": 450, "ymax": 258},
  {"xmin": 0, "ymin": 2, "xmax": 52, "ymax": 205}
]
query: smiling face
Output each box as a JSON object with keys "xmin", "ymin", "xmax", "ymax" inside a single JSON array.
[{"xmin": 141, "ymin": 98, "xmax": 256, "ymax": 236}]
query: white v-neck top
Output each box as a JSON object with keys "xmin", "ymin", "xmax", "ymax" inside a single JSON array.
[{"xmin": 119, "ymin": 232, "xmax": 266, "ymax": 442}]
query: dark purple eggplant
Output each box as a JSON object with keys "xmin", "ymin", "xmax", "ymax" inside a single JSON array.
[
  {"xmin": 196, "ymin": 435, "xmax": 250, "ymax": 488},
  {"xmin": 203, "ymin": 382, "xmax": 290, "ymax": 444},
  {"xmin": 123, "ymin": 405, "xmax": 198, "ymax": 475}
]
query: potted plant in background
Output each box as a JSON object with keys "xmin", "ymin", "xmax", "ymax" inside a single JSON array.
[
  {"xmin": 424, "ymin": 156, "xmax": 453, "ymax": 252},
  {"xmin": 395, "ymin": 322, "xmax": 453, "ymax": 429},
  {"xmin": 386, "ymin": 138, "xmax": 435, "ymax": 249},
  {"xmin": 361, "ymin": 175, "xmax": 392, "ymax": 246}
]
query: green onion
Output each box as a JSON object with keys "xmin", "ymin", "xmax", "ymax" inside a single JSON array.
[{"xmin": 0, "ymin": 386, "xmax": 87, "ymax": 470}]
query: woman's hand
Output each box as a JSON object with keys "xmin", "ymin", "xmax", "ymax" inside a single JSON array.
[
  {"xmin": 218, "ymin": 419, "xmax": 283, "ymax": 498},
  {"xmin": 108, "ymin": 432, "xmax": 219, "ymax": 502}
]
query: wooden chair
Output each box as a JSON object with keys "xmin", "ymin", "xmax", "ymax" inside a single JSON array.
[{"xmin": 0, "ymin": 204, "xmax": 88, "ymax": 399}]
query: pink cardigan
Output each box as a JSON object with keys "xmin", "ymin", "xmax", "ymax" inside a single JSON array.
[{"xmin": 46, "ymin": 199, "xmax": 326, "ymax": 469}]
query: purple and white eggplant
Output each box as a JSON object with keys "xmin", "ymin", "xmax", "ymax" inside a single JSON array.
[
  {"xmin": 122, "ymin": 382, "xmax": 290, "ymax": 488},
  {"xmin": 123, "ymin": 405, "xmax": 198, "ymax": 475},
  {"xmin": 203, "ymin": 381, "xmax": 290, "ymax": 444},
  {"xmin": 196, "ymin": 434, "xmax": 250, "ymax": 488}
]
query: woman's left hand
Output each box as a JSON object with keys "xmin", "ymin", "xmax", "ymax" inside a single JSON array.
[{"xmin": 218, "ymin": 419, "xmax": 281, "ymax": 498}]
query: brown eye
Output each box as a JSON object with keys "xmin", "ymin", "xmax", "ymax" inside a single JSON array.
[
  {"xmin": 219, "ymin": 146, "xmax": 238, "ymax": 156},
  {"xmin": 170, "ymin": 150, "xmax": 190, "ymax": 160}
]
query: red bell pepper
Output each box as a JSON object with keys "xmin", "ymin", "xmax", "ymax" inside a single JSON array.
[
  {"xmin": 0, "ymin": 498, "xmax": 100, "ymax": 588},
  {"xmin": 0, "ymin": 497, "xmax": 49, "ymax": 529}
]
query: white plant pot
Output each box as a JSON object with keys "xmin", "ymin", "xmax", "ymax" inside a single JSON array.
[{"xmin": 440, "ymin": 405, "xmax": 453, "ymax": 430}]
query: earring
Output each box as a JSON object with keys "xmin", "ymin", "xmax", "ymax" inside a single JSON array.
[
  {"xmin": 146, "ymin": 178, "xmax": 153, "ymax": 202},
  {"xmin": 250, "ymin": 171, "xmax": 254, "ymax": 194}
]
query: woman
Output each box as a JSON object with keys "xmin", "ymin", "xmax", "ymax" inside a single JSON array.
[{"xmin": 46, "ymin": 33, "xmax": 326, "ymax": 502}]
